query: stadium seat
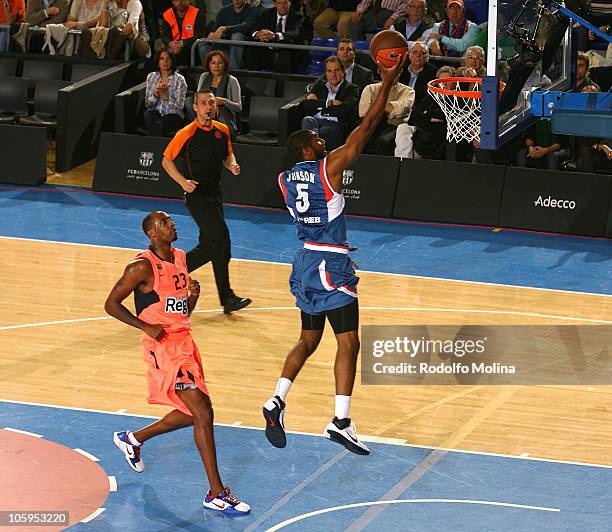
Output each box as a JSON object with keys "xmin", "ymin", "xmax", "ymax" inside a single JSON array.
[
  {"xmin": 235, "ymin": 96, "xmax": 290, "ymax": 145},
  {"xmin": 20, "ymin": 79, "xmax": 71, "ymax": 130},
  {"xmin": 241, "ymin": 77, "xmax": 277, "ymax": 97},
  {"xmin": 0, "ymin": 58, "xmax": 18, "ymax": 77},
  {"xmin": 70, "ymin": 64, "xmax": 109, "ymax": 82},
  {"xmin": 0, "ymin": 77, "xmax": 29, "ymax": 124},
  {"xmin": 282, "ymin": 79, "xmax": 309, "ymax": 99},
  {"xmin": 307, "ymin": 38, "xmax": 336, "ymax": 75},
  {"xmin": 22, "ymin": 60, "xmax": 64, "ymax": 90}
]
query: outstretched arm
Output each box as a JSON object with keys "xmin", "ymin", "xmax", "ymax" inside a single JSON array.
[
  {"xmin": 326, "ymin": 55, "xmax": 407, "ymax": 189},
  {"xmin": 104, "ymin": 259, "xmax": 165, "ymax": 341}
]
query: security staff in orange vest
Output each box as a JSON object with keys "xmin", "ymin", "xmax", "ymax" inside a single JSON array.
[{"xmin": 161, "ymin": 0, "xmax": 207, "ymax": 66}]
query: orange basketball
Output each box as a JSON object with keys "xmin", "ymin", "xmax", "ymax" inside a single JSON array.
[{"xmin": 369, "ymin": 30, "xmax": 408, "ymax": 68}]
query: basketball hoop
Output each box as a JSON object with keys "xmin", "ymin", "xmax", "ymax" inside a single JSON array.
[{"xmin": 427, "ymin": 77, "xmax": 505, "ymax": 143}]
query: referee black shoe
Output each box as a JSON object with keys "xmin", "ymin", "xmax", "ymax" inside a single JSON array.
[
  {"xmin": 263, "ymin": 396, "xmax": 286, "ymax": 448},
  {"xmin": 324, "ymin": 417, "xmax": 370, "ymax": 455},
  {"xmin": 223, "ymin": 294, "xmax": 252, "ymax": 314}
]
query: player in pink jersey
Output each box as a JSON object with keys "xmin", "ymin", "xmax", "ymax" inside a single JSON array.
[{"xmin": 104, "ymin": 211, "xmax": 250, "ymax": 515}]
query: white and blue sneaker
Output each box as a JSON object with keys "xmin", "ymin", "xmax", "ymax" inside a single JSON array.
[
  {"xmin": 203, "ymin": 487, "xmax": 250, "ymax": 515},
  {"xmin": 324, "ymin": 417, "xmax": 370, "ymax": 455},
  {"xmin": 113, "ymin": 431, "xmax": 144, "ymax": 472}
]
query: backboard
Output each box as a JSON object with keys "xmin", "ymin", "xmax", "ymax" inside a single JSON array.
[{"xmin": 479, "ymin": 0, "xmax": 574, "ymax": 150}]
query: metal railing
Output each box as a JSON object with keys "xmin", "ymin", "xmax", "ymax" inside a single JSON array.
[{"xmin": 190, "ymin": 37, "xmax": 464, "ymax": 68}]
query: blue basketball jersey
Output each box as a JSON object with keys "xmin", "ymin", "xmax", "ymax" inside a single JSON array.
[{"xmin": 279, "ymin": 157, "xmax": 348, "ymax": 247}]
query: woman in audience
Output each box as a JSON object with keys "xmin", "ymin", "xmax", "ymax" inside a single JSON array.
[
  {"xmin": 64, "ymin": 0, "xmax": 105, "ymax": 28},
  {"xmin": 186, "ymin": 50, "xmax": 242, "ymax": 137},
  {"xmin": 144, "ymin": 48, "xmax": 187, "ymax": 137}
]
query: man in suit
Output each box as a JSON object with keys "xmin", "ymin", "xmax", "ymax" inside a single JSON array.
[
  {"xmin": 248, "ymin": 0, "xmax": 307, "ymax": 73},
  {"xmin": 392, "ymin": 0, "xmax": 431, "ymax": 46},
  {"xmin": 301, "ymin": 56, "xmax": 359, "ymax": 150},
  {"xmin": 399, "ymin": 41, "xmax": 437, "ymax": 105},
  {"xmin": 336, "ymin": 38, "xmax": 373, "ymax": 95}
]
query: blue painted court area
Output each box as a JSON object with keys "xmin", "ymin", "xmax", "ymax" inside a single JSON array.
[
  {"xmin": 2, "ymin": 400, "xmax": 611, "ymax": 531},
  {"xmin": 0, "ymin": 185, "xmax": 610, "ymax": 296}
]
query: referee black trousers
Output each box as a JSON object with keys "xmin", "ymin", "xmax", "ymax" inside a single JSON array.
[{"xmin": 184, "ymin": 189, "xmax": 232, "ymax": 305}]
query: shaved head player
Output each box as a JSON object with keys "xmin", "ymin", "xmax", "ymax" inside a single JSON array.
[
  {"xmin": 263, "ymin": 55, "xmax": 408, "ymax": 454},
  {"xmin": 104, "ymin": 211, "xmax": 250, "ymax": 515}
]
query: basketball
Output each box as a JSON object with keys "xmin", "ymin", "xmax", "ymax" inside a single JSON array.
[{"xmin": 369, "ymin": 30, "xmax": 408, "ymax": 68}]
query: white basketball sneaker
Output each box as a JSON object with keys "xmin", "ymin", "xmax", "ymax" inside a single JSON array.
[
  {"xmin": 113, "ymin": 431, "xmax": 144, "ymax": 472},
  {"xmin": 203, "ymin": 486, "xmax": 251, "ymax": 515},
  {"xmin": 324, "ymin": 417, "xmax": 370, "ymax": 455}
]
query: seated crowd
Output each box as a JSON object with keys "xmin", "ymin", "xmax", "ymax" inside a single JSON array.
[{"xmin": 2, "ymin": 0, "xmax": 611, "ymax": 171}]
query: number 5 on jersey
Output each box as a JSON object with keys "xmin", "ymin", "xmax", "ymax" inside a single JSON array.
[{"xmin": 295, "ymin": 183, "xmax": 310, "ymax": 213}]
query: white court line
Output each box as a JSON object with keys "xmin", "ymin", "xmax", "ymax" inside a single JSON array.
[
  {"xmin": 2, "ymin": 398, "xmax": 612, "ymax": 470},
  {"xmin": 521, "ymin": 453, "xmax": 530, "ymax": 458},
  {"xmin": 108, "ymin": 476, "xmax": 117, "ymax": 492},
  {"xmin": 359, "ymin": 435, "xmax": 407, "ymax": 445},
  {"xmin": 1, "ymin": 235, "xmax": 610, "ymax": 299},
  {"xmin": 80, "ymin": 507, "xmax": 105, "ymax": 523},
  {"xmin": 3, "ymin": 427, "xmax": 43, "ymax": 438},
  {"xmin": 1, "ymin": 306, "xmax": 610, "ymax": 331},
  {"xmin": 266, "ymin": 499, "xmax": 561, "ymax": 531},
  {"xmin": 73, "ymin": 448, "xmax": 99, "ymax": 462},
  {"xmin": 115, "ymin": 409, "xmax": 127, "ymax": 414}
]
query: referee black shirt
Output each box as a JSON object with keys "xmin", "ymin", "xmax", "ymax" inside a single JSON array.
[{"xmin": 164, "ymin": 119, "xmax": 233, "ymax": 195}]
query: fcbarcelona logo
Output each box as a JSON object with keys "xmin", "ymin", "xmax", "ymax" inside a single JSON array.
[
  {"xmin": 214, "ymin": 131, "xmax": 223, "ymax": 139},
  {"xmin": 342, "ymin": 169, "xmax": 354, "ymax": 185},
  {"xmin": 139, "ymin": 151, "xmax": 154, "ymax": 167}
]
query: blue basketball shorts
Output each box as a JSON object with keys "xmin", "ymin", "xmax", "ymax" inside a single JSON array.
[{"xmin": 289, "ymin": 248, "xmax": 359, "ymax": 315}]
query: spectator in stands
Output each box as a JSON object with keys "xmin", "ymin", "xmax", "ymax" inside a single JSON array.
[
  {"xmin": 247, "ymin": 0, "xmax": 308, "ymax": 73},
  {"xmin": 587, "ymin": 22, "xmax": 611, "ymax": 47},
  {"xmin": 295, "ymin": 0, "xmax": 325, "ymax": 43},
  {"xmin": 394, "ymin": 64, "xmax": 453, "ymax": 159},
  {"xmin": 186, "ymin": 51, "xmax": 242, "ymax": 136},
  {"xmin": 392, "ymin": 0, "xmax": 431, "ymax": 47},
  {"xmin": 26, "ymin": 0, "xmax": 69, "ymax": 26},
  {"xmin": 0, "ymin": 0, "xmax": 24, "ymax": 24},
  {"xmin": 427, "ymin": 0, "xmax": 478, "ymax": 57},
  {"xmin": 144, "ymin": 49, "xmax": 187, "ymax": 137},
  {"xmin": 301, "ymin": 55, "xmax": 359, "ymax": 150},
  {"xmin": 348, "ymin": 0, "xmax": 408, "ymax": 41},
  {"xmin": 199, "ymin": 0, "xmax": 256, "ymax": 70},
  {"xmin": 335, "ymin": 38, "xmax": 373, "ymax": 94},
  {"xmin": 593, "ymin": 140, "xmax": 612, "ymax": 172},
  {"xmin": 564, "ymin": 84, "xmax": 602, "ymax": 172},
  {"xmin": 399, "ymin": 41, "xmax": 436, "ymax": 105},
  {"xmin": 463, "ymin": 45, "xmax": 486, "ymax": 77},
  {"xmin": 515, "ymin": 120, "xmax": 571, "ymax": 171},
  {"xmin": 9, "ymin": 0, "xmax": 67, "ymax": 52},
  {"xmin": 359, "ymin": 63, "xmax": 414, "ymax": 155},
  {"xmin": 574, "ymin": 52, "xmax": 601, "ymax": 92},
  {"xmin": 161, "ymin": 0, "xmax": 206, "ymax": 66},
  {"xmin": 473, "ymin": 18, "xmax": 516, "ymax": 62},
  {"xmin": 313, "ymin": 0, "xmax": 359, "ymax": 40},
  {"xmin": 37, "ymin": 0, "xmax": 102, "ymax": 56},
  {"xmin": 98, "ymin": 0, "xmax": 151, "ymax": 58},
  {"xmin": 64, "ymin": 0, "xmax": 104, "ymax": 29}
]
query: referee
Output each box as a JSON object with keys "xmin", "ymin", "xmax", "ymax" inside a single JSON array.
[{"xmin": 162, "ymin": 90, "xmax": 251, "ymax": 314}]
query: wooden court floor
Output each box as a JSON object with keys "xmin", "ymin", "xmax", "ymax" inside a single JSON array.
[{"xmin": 1, "ymin": 237, "xmax": 611, "ymax": 465}]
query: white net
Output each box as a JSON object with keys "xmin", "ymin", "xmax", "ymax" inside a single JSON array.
[{"xmin": 427, "ymin": 78, "xmax": 482, "ymax": 143}]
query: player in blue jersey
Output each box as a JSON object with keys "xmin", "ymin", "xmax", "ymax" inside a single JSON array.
[{"xmin": 263, "ymin": 54, "xmax": 407, "ymax": 455}]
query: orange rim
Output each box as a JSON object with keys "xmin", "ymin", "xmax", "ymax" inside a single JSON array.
[{"xmin": 427, "ymin": 77, "xmax": 506, "ymax": 99}]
